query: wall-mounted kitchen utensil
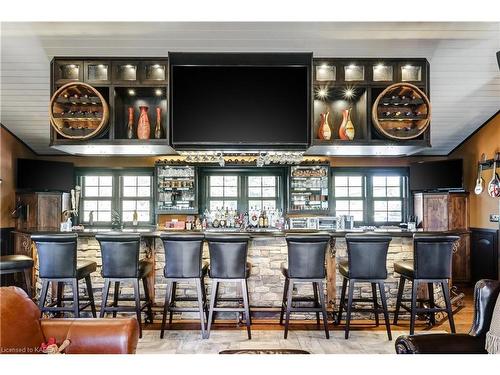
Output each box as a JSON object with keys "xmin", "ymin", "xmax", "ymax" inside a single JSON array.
[
  {"xmin": 487, "ymin": 153, "xmax": 500, "ymax": 198},
  {"xmin": 474, "ymin": 153, "xmax": 486, "ymax": 195}
]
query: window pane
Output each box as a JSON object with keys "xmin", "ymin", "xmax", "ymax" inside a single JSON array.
[
  {"xmin": 388, "ymin": 211, "xmax": 402, "ymax": 222},
  {"xmin": 388, "ymin": 201, "xmax": 402, "ymax": 211},
  {"xmin": 137, "ymin": 201, "xmax": 150, "ymax": 211},
  {"xmin": 224, "ymin": 186, "xmax": 238, "ymax": 197},
  {"xmin": 123, "ymin": 200, "xmax": 136, "ymax": 210},
  {"xmin": 387, "ymin": 176, "xmax": 400, "ymax": 186},
  {"xmin": 336, "ymin": 200, "xmax": 349, "ymax": 210},
  {"xmin": 123, "ymin": 186, "xmax": 136, "ymax": 197},
  {"xmin": 373, "ymin": 187, "xmax": 386, "ymax": 197},
  {"xmin": 374, "ymin": 212, "xmax": 387, "ymax": 222},
  {"xmin": 249, "ymin": 200, "xmax": 262, "ymax": 210},
  {"xmin": 138, "ymin": 211, "xmax": 150, "ymax": 221},
  {"xmin": 248, "ymin": 176, "xmax": 261, "ymax": 186},
  {"xmin": 224, "ymin": 176, "xmax": 237, "ymax": 185},
  {"xmin": 123, "ymin": 176, "xmax": 137, "ymax": 186},
  {"xmin": 335, "ymin": 176, "xmax": 348, "ymax": 186},
  {"xmin": 349, "ymin": 186, "xmax": 362, "ymax": 197},
  {"xmin": 352, "ymin": 211, "xmax": 363, "ymax": 221},
  {"xmin": 248, "ymin": 187, "xmax": 261, "ymax": 197},
  {"xmin": 387, "ymin": 187, "xmax": 400, "ymax": 197},
  {"xmin": 85, "ymin": 186, "xmax": 98, "ymax": 197},
  {"xmin": 262, "ymin": 176, "xmax": 276, "ymax": 186},
  {"xmin": 373, "ymin": 176, "xmax": 386, "ymax": 186},
  {"xmin": 84, "ymin": 200, "xmax": 98, "ymax": 211},
  {"xmin": 99, "ymin": 176, "xmax": 112, "ymax": 186},
  {"xmin": 262, "ymin": 187, "xmax": 275, "ymax": 197},
  {"xmin": 122, "ymin": 211, "xmax": 134, "ymax": 222},
  {"xmin": 374, "ymin": 201, "xmax": 387, "ymax": 211},
  {"xmin": 335, "ymin": 187, "xmax": 348, "ymax": 197},
  {"xmin": 263, "ymin": 201, "xmax": 276, "ymax": 210},
  {"xmin": 210, "ymin": 186, "xmax": 224, "ymax": 196},
  {"xmin": 350, "ymin": 200, "xmax": 363, "ymax": 211},
  {"xmin": 210, "ymin": 176, "xmax": 223, "ymax": 186},
  {"xmin": 98, "ymin": 201, "xmax": 111, "ymax": 210},
  {"xmin": 210, "ymin": 201, "xmax": 223, "ymax": 211},
  {"xmin": 85, "ymin": 176, "xmax": 99, "ymax": 186},
  {"xmin": 99, "ymin": 186, "xmax": 112, "ymax": 197},
  {"xmin": 97, "ymin": 211, "xmax": 111, "ymax": 222},
  {"xmin": 137, "ymin": 176, "xmax": 151, "ymax": 186},
  {"xmin": 224, "ymin": 200, "xmax": 238, "ymax": 210},
  {"xmin": 349, "ymin": 176, "xmax": 362, "ymax": 186},
  {"xmin": 137, "ymin": 186, "xmax": 150, "ymax": 197}
]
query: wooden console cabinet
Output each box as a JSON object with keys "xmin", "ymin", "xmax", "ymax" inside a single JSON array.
[
  {"xmin": 413, "ymin": 192, "xmax": 470, "ymax": 283},
  {"xmin": 15, "ymin": 191, "xmax": 64, "ymax": 231}
]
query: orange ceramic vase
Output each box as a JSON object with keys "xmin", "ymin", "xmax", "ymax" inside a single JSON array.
[
  {"xmin": 137, "ymin": 106, "xmax": 150, "ymax": 140},
  {"xmin": 339, "ymin": 108, "xmax": 355, "ymax": 141},
  {"xmin": 317, "ymin": 112, "xmax": 332, "ymax": 140}
]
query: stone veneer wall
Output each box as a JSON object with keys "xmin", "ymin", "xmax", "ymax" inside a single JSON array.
[{"xmin": 35, "ymin": 235, "xmax": 441, "ymax": 320}]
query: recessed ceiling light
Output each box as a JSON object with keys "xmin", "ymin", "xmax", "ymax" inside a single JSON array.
[
  {"xmin": 128, "ymin": 89, "xmax": 136, "ymax": 96},
  {"xmin": 155, "ymin": 89, "xmax": 163, "ymax": 96}
]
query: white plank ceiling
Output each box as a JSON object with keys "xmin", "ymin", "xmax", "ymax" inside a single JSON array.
[{"xmin": 1, "ymin": 22, "xmax": 499, "ymax": 155}]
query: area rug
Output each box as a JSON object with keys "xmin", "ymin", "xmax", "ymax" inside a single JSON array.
[{"xmin": 136, "ymin": 330, "xmax": 414, "ymax": 354}]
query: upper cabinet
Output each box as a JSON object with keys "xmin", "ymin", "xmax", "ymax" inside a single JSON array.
[
  {"xmin": 308, "ymin": 58, "xmax": 430, "ymax": 157},
  {"xmin": 53, "ymin": 60, "xmax": 84, "ymax": 84}
]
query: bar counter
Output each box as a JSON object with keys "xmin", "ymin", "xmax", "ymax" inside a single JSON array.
[{"xmin": 19, "ymin": 228, "xmax": 468, "ymax": 320}]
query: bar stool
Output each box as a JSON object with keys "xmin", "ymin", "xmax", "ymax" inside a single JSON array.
[
  {"xmin": 32, "ymin": 233, "xmax": 97, "ymax": 318},
  {"xmin": 0, "ymin": 255, "xmax": 34, "ymax": 297},
  {"xmin": 336, "ymin": 234, "xmax": 392, "ymax": 340},
  {"xmin": 280, "ymin": 234, "xmax": 331, "ymax": 339},
  {"xmin": 205, "ymin": 234, "xmax": 251, "ymax": 339},
  {"xmin": 393, "ymin": 234, "xmax": 459, "ymax": 335},
  {"xmin": 96, "ymin": 233, "xmax": 153, "ymax": 338},
  {"xmin": 160, "ymin": 233, "xmax": 208, "ymax": 339}
]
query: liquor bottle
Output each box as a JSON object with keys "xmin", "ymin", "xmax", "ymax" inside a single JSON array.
[
  {"xmin": 154, "ymin": 107, "xmax": 162, "ymax": 139},
  {"xmin": 263, "ymin": 208, "xmax": 269, "ymax": 228},
  {"xmin": 127, "ymin": 107, "xmax": 134, "ymax": 139},
  {"xmin": 258, "ymin": 209, "xmax": 264, "ymax": 228},
  {"xmin": 382, "ymin": 111, "xmax": 391, "ymax": 117},
  {"xmin": 132, "ymin": 210, "xmax": 138, "ymax": 226}
]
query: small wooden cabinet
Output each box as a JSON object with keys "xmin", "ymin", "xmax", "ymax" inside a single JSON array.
[
  {"xmin": 413, "ymin": 192, "xmax": 471, "ymax": 283},
  {"xmin": 15, "ymin": 192, "xmax": 65, "ymax": 231},
  {"xmin": 471, "ymin": 228, "xmax": 499, "ymax": 283}
]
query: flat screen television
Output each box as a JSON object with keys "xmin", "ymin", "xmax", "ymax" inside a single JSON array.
[
  {"xmin": 410, "ymin": 159, "xmax": 464, "ymax": 192},
  {"xmin": 16, "ymin": 159, "xmax": 74, "ymax": 192},
  {"xmin": 169, "ymin": 52, "xmax": 312, "ymax": 150}
]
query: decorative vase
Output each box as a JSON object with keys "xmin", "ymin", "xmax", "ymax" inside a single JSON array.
[
  {"xmin": 137, "ymin": 106, "xmax": 150, "ymax": 140},
  {"xmin": 339, "ymin": 108, "xmax": 355, "ymax": 141},
  {"xmin": 126, "ymin": 107, "xmax": 134, "ymax": 139},
  {"xmin": 154, "ymin": 107, "xmax": 162, "ymax": 139},
  {"xmin": 317, "ymin": 112, "xmax": 332, "ymax": 140}
]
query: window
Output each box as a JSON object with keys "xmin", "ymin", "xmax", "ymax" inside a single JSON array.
[
  {"xmin": 332, "ymin": 169, "xmax": 408, "ymax": 225},
  {"xmin": 248, "ymin": 176, "xmax": 278, "ymax": 210},
  {"xmin": 202, "ymin": 168, "xmax": 284, "ymax": 213},
  {"xmin": 208, "ymin": 175, "xmax": 239, "ymax": 211},
  {"xmin": 78, "ymin": 169, "xmax": 153, "ymax": 226}
]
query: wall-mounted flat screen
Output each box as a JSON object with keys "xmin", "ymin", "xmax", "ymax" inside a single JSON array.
[
  {"xmin": 16, "ymin": 159, "xmax": 74, "ymax": 192},
  {"xmin": 169, "ymin": 53, "xmax": 312, "ymax": 150},
  {"xmin": 410, "ymin": 159, "xmax": 464, "ymax": 191}
]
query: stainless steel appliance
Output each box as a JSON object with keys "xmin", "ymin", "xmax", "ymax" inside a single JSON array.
[
  {"xmin": 288, "ymin": 217, "xmax": 319, "ymax": 230},
  {"xmin": 317, "ymin": 217, "xmax": 337, "ymax": 231}
]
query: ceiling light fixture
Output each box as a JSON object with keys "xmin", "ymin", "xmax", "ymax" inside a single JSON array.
[
  {"xmin": 155, "ymin": 89, "xmax": 163, "ymax": 96},
  {"xmin": 128, "ymin": 89, "xmax": 136, "ymax": 96},
  {"xmin": 343, "ymin": 86, "xmax": 356, "ymax": 99},
  {"xmin": 315, "ymin": 87, "xmax": 329, "ymax": 100}
]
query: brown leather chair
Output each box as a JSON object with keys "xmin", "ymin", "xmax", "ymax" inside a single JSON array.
[{"xmin": 0, "ymin": 286, "xmax": 139, "ymax": 354}]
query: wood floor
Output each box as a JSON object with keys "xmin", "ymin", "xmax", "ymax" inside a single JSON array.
[{"xmin": 144, "ymin": 287, "xmax": 474, "ymax": 335}]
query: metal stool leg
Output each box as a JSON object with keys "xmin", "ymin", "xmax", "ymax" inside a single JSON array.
[
  {"xmin": 317, "ymin": 280, "xmax": 329, "ymax": 339},
  {"xmin": 23, "ymin": 269, "xmax": 32, "ymax": 298},
  {"xmin": 100, "ymin": 279, "xmax": 110, "ymax": 318},
  {"xmin": 336, "ymin": 277, "xmax": 347, "ymax": 325},
  {"xmin": 39, "ymin": 279, "xmax": 50, "ymax": 312},
  {"xmin": 169, "ymin": 282, "xmax": 177, "ymax": 325},
  {"xmin": 371, "ymin": 282, "xmax": 380, "ymax": 326},
  {"xmin": 72, "ymin": 279, "xmax": 80, "ymax": 318},
  {"xmin": 313, "ymin": 282, "xmax": 321, "ymax": 326},
  {"xmin": 160, "ymin": 280, "xmax": 172, "ymax": 339},
  {"xmin": 345, "ymin": 279, "xmax": 355, "ymax": 339},
  {"xmin": 410, "ymin": 280, "xmax": 418, "ymax": 335},
  {"xmin": 206, "ymin": 279, "xmax": 219, "ymax": 339},
  {"xmin": 280, "ymin": 278, "xmax": 289, "ymax": 325},
  {"xmin": 284, "ymin": 280, "xmax": 294, "ymax": 339},
  {"xmin": 195, "ymin": 278, "xmax": 207, "ymax": 339},
  {"xmin": 378, "ymin": 281, "xmax": 392, "ymax": 340},
  {"xmin": 132, "ymin": 279, "xmax": 142, "ymax": 338},
  {"xmin": 241, "ymin": 279, "xmax": 251, "ymax": 340},
  {"xmin": 428, "ymin": 282, "xmax": 436, "ymax": 325},
  {"xmin": 85, "ymin": 276, "xmax": 97, "ymax": 318},
  {"xmin": 393, "ymin": 276, "xmax": 405, "ymax": 324},
  {"xmin": 441, "ymin": 280, "xmax": 456, "ymax": 333},
  {"xmin": 201, "ymin": 278, "xmax": 209, "ymax": 321},
  {"xmin": 112, "ymin": 281, "xmax": 120, "ymax": 318},
  {"xmin": 142, "ymin": 277, "xmax": 154, "ymax": 323}
]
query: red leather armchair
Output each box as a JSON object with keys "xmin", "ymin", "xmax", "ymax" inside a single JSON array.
[
  {"xmin": 0, "ymin": 286, "xmax": 139, "ymax": 354},
  {"xmin": 395, "ymin": 279, "xmax": 500, "ymax": 354}
]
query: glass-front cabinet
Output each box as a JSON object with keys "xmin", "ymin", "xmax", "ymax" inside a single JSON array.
[
  {"xmin": 288, "ymin": 165, "xmax": 330, "ymax": 213},
  {"xmin": 155, "ymin": 164, "xmax": 198, "ymax": 214}
]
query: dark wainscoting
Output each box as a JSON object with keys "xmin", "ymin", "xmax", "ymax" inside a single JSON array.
[
  {"xmin": 471, "ymin": 227, "xmax": 499, "ymax": 284},
  {"xmin": 0, "ymin": 227, "xmax": 14, "ymax": 256}
]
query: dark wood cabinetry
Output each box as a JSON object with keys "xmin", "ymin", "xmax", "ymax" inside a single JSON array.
[
  {"xmin": 413, "ymin": 192, "xmax": 470, "ymax": 283},
  {"xmin": 15, "ymin": 192, "xmax": 64, "ymax": 231},
  {"xmin": 471, "ymin": 228, "xmax": 499, "ymax": 283}
]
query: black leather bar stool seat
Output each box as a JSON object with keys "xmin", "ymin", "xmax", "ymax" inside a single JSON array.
[
  {"xmin": 393, "ymin": 234, "xmax": 459, "ymax": 335},
  {"xmin": 206, "ymin": 234, "xmax": 252, "ymax": 339},
  {"xmin": 336, "ymin": 234, "xmax": 392, "ymax": 340},
  {"xmin": 32, "ymin": 233, "xmax": 97, "ymax": 318},
  {"xmin": 0, "ymin": 255, "xmax": 34, "ymax": 297},
  {"xmin": 96, "ymin": 233, "xmax": 153, "ymax": 338},
  {"xmin": 280, "ymin": 234, "xmax": 331, "ymax": 339},
  {"xmin": 160, "ymin": 233, "xmax": 208, "ymax": 339}
]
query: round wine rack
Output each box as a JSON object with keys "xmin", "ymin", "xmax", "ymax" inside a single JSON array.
[
  {"xmin": 49, "ymin": 82, "xmax": 109, "ymax": 140},
  {"xmin": 371, "ymin": 83, "xmax": 431, "ymax": 140}
]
